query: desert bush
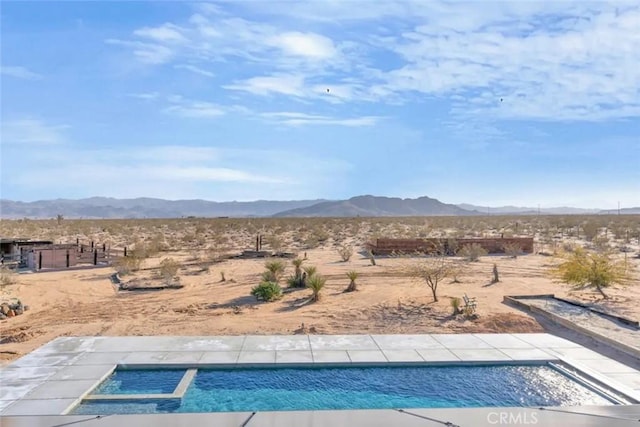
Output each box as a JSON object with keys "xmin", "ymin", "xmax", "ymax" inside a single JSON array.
[
  {"xmin": 409, "ymin": 256, "xmax": 454, "ymax": 302},
  {"xmin": 345, "ymin": 270, "xmax": 359, "ymax": 292},
  {"xmin": 553, "ymin": 248, "xmax": 631, "ymax": 298},
  {"xmin": 502, "ymin": 242, "xmax": 522, "ymax": 258},
  {"xmin": 307, "ymin": 274, "xmax": 327, "ymax": 302},
  {"xmin": 581, "ymin": 221, "xmax": 599, "ymax": 241},
  {"xmin": 251, "ymin": 281, "xmax": 282, "ymax": 302},
  {"xmin": 264, "ymin": 235, "xmax": 284, "ymax": 252},
  {"xmin": 303, "ymin": 235, "xmax": 321, "ymax": 249},
  {"xmin": 0, "ymin": 267, "xmax": 17, "ymax": 288},
  {"xmin": 113, "ymin": 256, "xmax": 142, "ymax": 275},
  {"xmin": 592, "ymin": 235, "xmax": 611, "ymax": 252},
  {"xmin": 458, "ymin": 243, "xmax": 487, "ymax": 262},
  {"xmin": 337, "ymin": 244, "xmax": 354, "ymax": 262},
  {"xmin": 159, "ymin": 258, "xmax": 180, "ymax": 284}
]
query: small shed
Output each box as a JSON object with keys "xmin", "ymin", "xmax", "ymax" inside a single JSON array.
[
  {"xmin": 27, "ymin": 244, "xmax": 79, "ymax": 270},
  {"xmin": 0, "ymin": 238, "xmax": 54, "ymax": 266}
]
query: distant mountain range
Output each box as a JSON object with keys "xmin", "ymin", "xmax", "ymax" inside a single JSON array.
[
  {"xmin": 0, "ymin": 197, "xmax": 325, "ymax": 219},
  {"xmin": 274, "ymin": 195, "xmax": 472, "ymax": 217},
  {"xmin": 0, "ymin": 196, "xmax": 638, "ymax": 219}
]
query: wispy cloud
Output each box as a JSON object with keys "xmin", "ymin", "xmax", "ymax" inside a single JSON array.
[
  {"xmin": 127, "ymin": 92, "xmax": 160, "ymax": 100},
  {"xmin": 133, "ymin": 23, "xmax": 188, "ymax": 43},
  {"xmin": 4, "ymin": 143, "xmax": 352, "ymax": 200},
  {"xmin": 0, "ymin": 65, "xmax": 42, "ymax": 80},
  {"xmin": 0, "ymin": 119, "xmax": 69, "ymax": 146},
  {"xmin": 164, "ymin": 101, "xmax": 225, "ymax": 118},
  {"xmin": 106, "ymin": 39, "xmax": 174, "ymax": 64},
  {"xmin": 224, "ymin": 74, "xmax": 306, "ymax": 97},
  {"xmin": 108, "ymin": 2, "xmax": 640, "ymax": 121},
  {"xmin": 174, "ymin": 64, "xmax": 215, "ymax": 78},
  {"xmin": 262, "ymin": 112, "xmax": 381, "ymax": 127}
]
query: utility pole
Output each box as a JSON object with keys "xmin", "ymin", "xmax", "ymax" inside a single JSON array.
[{"xmin": 618, "ymin": 201, "xmax": 620, "ymax": 216}]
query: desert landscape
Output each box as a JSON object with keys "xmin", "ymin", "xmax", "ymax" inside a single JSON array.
[{"xmin": 1, "ymin": 215, "xmax": 639, "ymax": 365}]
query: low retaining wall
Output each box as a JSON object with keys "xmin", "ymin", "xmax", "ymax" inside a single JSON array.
[
  {"xmin": 505, "ymin": 295, "xmax": 640, "ymax": 359},
  {"xmin": 370, "ymin": 237, "xmax": 534, "ymax": 255}
]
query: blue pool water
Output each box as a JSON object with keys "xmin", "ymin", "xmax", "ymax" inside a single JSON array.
[
  {"xmin": 91, "ymin": 369, "xmax": 184, "ymax": 395},
  {"xmin": 74, "ymin": 365, "xmax": 613, "ymax": 414}
]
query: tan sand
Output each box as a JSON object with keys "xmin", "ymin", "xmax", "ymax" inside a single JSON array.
[{"xmin": 2, "ymin": 246, "xmax": 638, "ymax": 365}]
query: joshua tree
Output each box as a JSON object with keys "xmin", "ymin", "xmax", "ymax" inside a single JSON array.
[
  {"xmin": 303, "ymin": 265, "xmax": 317, "ymax": 279},
  {"xmin": 345, "ymin": 270, "xmax": 359, "ymax": 292},
  {"xmin": 264, "ymin": 260, "xmax": 285, "ymax": 283},
  {"xmin": 307, "ymin": 274, "xmax": 327, "ymax": 302},
  {"xmin": 290, "ymin": 258, "xmax": 304, "ymax": 287}
]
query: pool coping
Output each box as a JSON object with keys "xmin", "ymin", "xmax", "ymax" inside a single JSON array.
[
  {"xmin": 83, "ymin": 368, "xmax": 197, "ymax": 402},
  {"xmin": 1, "ymin": 333, "xmax": 639, "ymax": 417},
  {"xmin": 504, "ymin": 295, "xmax": 640, "ymax": 359}
]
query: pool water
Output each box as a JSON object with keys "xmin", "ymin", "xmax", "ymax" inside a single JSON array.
[
  {"xmin": 91, "ymin": 369, "xmax": 185, "ymax": 395},
  {"xmin": 73, "ymin": 365, "xmax": 614, "ymax": 414}
]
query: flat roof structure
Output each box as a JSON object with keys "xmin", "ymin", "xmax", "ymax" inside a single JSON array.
[{"xmin": 1, "ymin": 334, "xmax": 639, "ymax": 426}]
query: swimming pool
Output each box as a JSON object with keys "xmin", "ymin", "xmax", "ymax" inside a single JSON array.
[{"xmin": 71, "ymin": 363, "xmax": 622, "ymax": 415}]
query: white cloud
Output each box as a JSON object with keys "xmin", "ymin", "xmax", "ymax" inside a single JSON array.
[
  {"xmin": 0, "ymin": 66, "xmax": 42, "ymax": 80},
  {"xmin": 106, "ymin": 39, "xmax": 174, "ymax": 64},
  {"xmin": 106, "ymin": 2, "xmax": 640, "ymax": 121},
  {"xmin": 127, "ymin": 92, "xmax": 160, "ymax": 100},
  {"xmin": 261, "ymin": 112, "xmax": 380, "ymax": 127},
  {"xmin": 164, "ymin": 102, "xmax": 225, "ymax": 118},
  {"xmin": 224, "ymin": 74, "xmax": 306, "ymax": 97},
  {"xmin": 266, "ymin": 32, "xmax": 337, "ymax": 59},
  {"xmin": 133, "ymin": 23, "xmax": 188, "ymax": 43},
  {"xmin": 0, "ymin": 119, "xmax": 69, "ymax": 146},
  {"xmin": 174, "ymin": 64, "xmax": 215, "ymax": 78}
]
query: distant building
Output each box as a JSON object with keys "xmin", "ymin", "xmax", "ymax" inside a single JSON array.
[
  {"xmin": 0, "ymin": 238, "xmax": 54, "ymax": 267},
  {"xmin": 1, "ymin": 237, "xmax": 109, "ymax": 270}
]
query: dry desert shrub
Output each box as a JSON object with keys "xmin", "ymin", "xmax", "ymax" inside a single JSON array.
[
  {"xmin": 337, "ymin": 244, "xmax": 354, "ymax": 262},
  {"xmin": 159, "ymin": 258, "xmax": 181, "ymax": 284},
  {"xmin": 458, "ymin": 243, "xmax": 487, "ymax": 262}
]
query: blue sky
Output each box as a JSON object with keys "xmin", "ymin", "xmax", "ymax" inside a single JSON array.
[{"xmin": 1, "ymin": 1, "xmax": 638, "ymax": 208}]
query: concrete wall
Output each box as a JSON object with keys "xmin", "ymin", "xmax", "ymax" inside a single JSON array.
[
  {"xmin": 32, "ymin": 246, "xmax": 79, "ymax": 270},
  {"xmin": 370, "ymin": 237, "xmax": 534, "ymax": 255}
]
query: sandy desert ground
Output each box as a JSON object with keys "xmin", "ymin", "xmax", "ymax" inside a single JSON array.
[{"xmin": 1, "ymin": 216, "xmax": 639, "ymax": 365}]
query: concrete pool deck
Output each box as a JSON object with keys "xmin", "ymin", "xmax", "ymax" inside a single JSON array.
[{"xmin": 1, "ymin": 333, "xmax": 639, "ymax": 426}]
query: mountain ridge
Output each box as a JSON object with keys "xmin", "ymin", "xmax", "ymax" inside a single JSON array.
[{"xmin": 1, "ymin": 196, "xmax": 638, "ymax": 219}]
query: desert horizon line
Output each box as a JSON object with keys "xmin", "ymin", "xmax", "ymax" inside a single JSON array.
[{"xmin": 1, "ymin": 194, "xmax": 638, "ymax": 212}]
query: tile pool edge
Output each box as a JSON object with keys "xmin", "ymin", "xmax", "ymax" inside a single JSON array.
[
  {"xmin": 2, "ymin": 334, "xmax": 639, "ymax": 417},
  {"xmin": 80, "ymin": 368, "xmax": 197, "ymax": 404},
  {"xmin": 70, "ymin": 359, "xmax": 639, "ymax": 415}
]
